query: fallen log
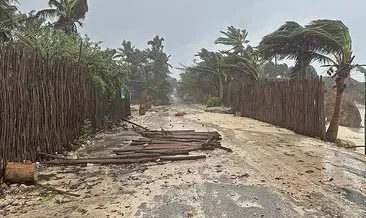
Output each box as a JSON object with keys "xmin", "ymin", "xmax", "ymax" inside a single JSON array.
[
  {"xmin": 142, "ymin": 135, "xmax": 219, "ymax": 140},
  {"xmin": 141, "ymin": 138, "xmax": 215, "ymax": 143},
  {"xmin": 121, "ymin": 118, "xmax": 150, "ymax": 131},
  {"xmin": 41, "ymin": 157, "xmax": 158, "ymax": 165},
  {"xmin": 112, "ymin": 145, "xmax": 202, "ymax": 153},
  {"xmin": 159, "ymin": 155, "xmax": 206, "ymax": 161},
  {"xmin": 141, "ymin": 132, "xmax": 218, "ymax": 137},
  {"xmin": 115, "ymin": 150, "xmax": 189, "ymax": 156},
  {"xmin": 41, "ymin": 154, "xmax": 207, "ymax": 165},
  {"xmin": 130, "ymin": 141, "xmax": 221, "ymax": 146},
  {"xmin": 142, "ymin": 130, "xmax": 195, "ymax": 133},
  {"xmin": 214, "ymin": 145, "xmax": 233, "ymax": 152},
  {"xmin": 4, "ymin": 162, "xmax": 39, "ymax": 184}
]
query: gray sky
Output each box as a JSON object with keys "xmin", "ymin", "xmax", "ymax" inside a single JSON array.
[{"xmin": 19, "ymin": 0, "xmax": 365, "ymax": 81}]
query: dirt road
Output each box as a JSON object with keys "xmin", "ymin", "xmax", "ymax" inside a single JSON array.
[{"xmin": 1, "ymin": 105, "xmax": 365, "ymax": 218}]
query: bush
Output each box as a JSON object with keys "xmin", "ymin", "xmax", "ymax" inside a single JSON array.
[
  {"xmin": 74, "ymin": 119, "xmax": 93, "ymax": 147},
  {"xmin": 205, "ymin": 95, "xmax": 221, "ymax": 107}
]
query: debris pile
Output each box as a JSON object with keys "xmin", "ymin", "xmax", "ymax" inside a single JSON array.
[{"xmin": 41, "ymin": 120, "xmax": 232, "ymax": 166}]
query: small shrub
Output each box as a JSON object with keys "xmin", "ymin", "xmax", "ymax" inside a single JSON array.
[
  {"xmin": 74, "ymin": 119, "xmax": 93, "ymax": 146},
  {"xmin": 103, "ymin": 115, "xmax": 114, "ymax": 129},
  {"xmin": 205, "ymin": 95, "xmax": 221, "ymax": 107}
]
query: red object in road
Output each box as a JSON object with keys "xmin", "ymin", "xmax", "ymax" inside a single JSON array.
[{"xmin": 176, "ymin": 111, "xmax": 185, "ymax": 116}]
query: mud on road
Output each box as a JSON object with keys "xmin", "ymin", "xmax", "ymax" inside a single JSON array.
[{"xmin": 1, "ymin": 104, "xmax": 365, "ymax": 218}]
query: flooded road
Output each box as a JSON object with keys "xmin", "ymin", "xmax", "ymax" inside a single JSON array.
[
  {"xmin": 133, "ymin": 104, "xmax": 366, "ymax": 217},
  {"xmin": 2, "ymin": 104, "xmax": 365, "ymax": 218}
]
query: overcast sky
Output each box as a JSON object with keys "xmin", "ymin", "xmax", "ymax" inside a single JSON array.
[{"xmin": 19, "ymin": 0, "xmax": 365, "ymax": 81}]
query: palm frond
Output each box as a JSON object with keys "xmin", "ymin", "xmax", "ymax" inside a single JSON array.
[{"xmin": 36, "ymin": 9, "xmax": 59, "ymax": 19}]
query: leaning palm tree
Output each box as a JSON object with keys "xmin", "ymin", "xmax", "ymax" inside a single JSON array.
[
  {"xmin": 214, "ymin": 26, "xmax": 249, "ymax": 55},
  {"xmin": 259, "ymin": 19, "xmax": 365, "ymax": 141},
  {"xmin": 186, "ymin": 49, "xmax": 232, "ymax": 102},
  {"xmin": 303, "ymin": 19, "xmax": 365, "ymax": 141},
  {"xmin": 36, "ymin": 0, "xmax": 88, "ymax": 34},
  {"xmin": 258, "ymin": 21, "xmax": 322, "ymax": 79}
]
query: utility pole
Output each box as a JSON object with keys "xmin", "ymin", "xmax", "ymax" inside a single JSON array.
[{"xmin": 364, "ymin": 73, "xmax": 366, "ymax": 155}]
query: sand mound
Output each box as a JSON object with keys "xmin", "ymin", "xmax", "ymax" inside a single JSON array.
[{"xmin": 324, "ymin": 89, "xmax": 362, "ymax": 128}]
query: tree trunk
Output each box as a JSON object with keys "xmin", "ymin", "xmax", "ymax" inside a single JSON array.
[
  {"xmin": 325, "ymin": 77, "xmax": 345, "ymax": 142},
  {"xmin": 218, "ymin": 76, "xmax": 224, "ymax": 103},
  {"xmin": 4, "ymin": 162, "xmax": 39, "ymax": 184}
]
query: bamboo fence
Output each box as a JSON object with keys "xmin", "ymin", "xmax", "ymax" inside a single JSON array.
[
  {"xmin": 0, "ymin": 44, "xmax": 130, "ymax": 162},
  {"xmin": 223, "ymin": 77, "xmax": 326, "ymax": 139}
]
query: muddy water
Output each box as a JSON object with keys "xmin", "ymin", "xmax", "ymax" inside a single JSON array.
[
  {"xmin": 133, "ymin": 105, "xmax": 366, "ymax": 217},
  {"xmin": 3, "ymin": 104, "xmax": 365, "ymax": 218}
]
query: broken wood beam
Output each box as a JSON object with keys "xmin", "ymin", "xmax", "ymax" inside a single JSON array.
[
  {"xmin": 130, "ymin": 141, "xmax": 221, "ymax": 146},
  {"xmin": 114, "ymin": 150, "xmax": 190, "ymax": 156},
  {"xmin": 121, "ymin": 118, "xmax": 150, "ymax": 131},
  {"xmin": 159, "ymin": 155, "xmax": 206, "ymax": 161},
  {"xmin": 4, "ymin": 162, "xmax": 39, "ymax": 184},
  {"xmin": 41, "ymin": 157, "xmax": 158, "ymax": 165},
  {"xmin": 112, "ymin": 145, "xmax": 203, "ymax": 153}
]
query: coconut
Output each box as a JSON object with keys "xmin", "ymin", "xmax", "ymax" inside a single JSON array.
[{"xmin": 324, "ymin": 89, "xmax": 362, "ymax": 128}]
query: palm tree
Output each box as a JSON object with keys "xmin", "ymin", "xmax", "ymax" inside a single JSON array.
[
  {"xmin": 115, "ymin": 40, "xmax": 147, "ymax": 81},
  {"xmin": 145, "ymin": 35, "xmax": 172, "ymax": 104},
  {"xmin": 214, "ymin": 27, "xmax": 263, "ymax": 80},
  {"xmin": 36, "ymin": 0, "xmax": 88, "ymax": 34},
  {"xmin": 260, "ymin": 19, "xmax": 364, "ymax": 141},
  {"xmin": 299, "ymin": 19, "xmax": 365, "ymax": 141},
  {"xmin": 0, "ymin": 0, "xmax": 18, "ymax": 41},
  {"xmin": 214, "ymin": 26, "xmax": 249, "ymax": 55},
  {"xmin": 187, "ymin": 49, "xmax": 230, "ymax": 102},
  {"xmin": 258, "ymin": 21, "xmax": 323, "ymax": 79}
]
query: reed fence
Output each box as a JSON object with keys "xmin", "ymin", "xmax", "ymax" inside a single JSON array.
[
  {"xmin": 223, "ymin": 77, "xmax": 325, "ymax": 139},
  {"xmin": 0, "ymin": 44, "xmax": 130, "ymax": 162}
]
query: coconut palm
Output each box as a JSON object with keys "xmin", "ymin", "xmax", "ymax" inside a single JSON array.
[
  {"xmin": 36, "ymin": 0, "xmax": 88, "ymax": 34},
  {"xmin": 0, "ymin": 0, "xmax": 18, "ymax": 41},
  {"xmin": 300, "ymin": 19, "xmax": 365, "ymax": 141},
  {"xmin": 258, "ymin": 21, "xmax": 323, "ymax": 79},
  {"xmin": 214, "ymin": 26, "xmax": 249, "ymax": 55},
  {"xmin": 259, "ymin": 19, "xmax": 366, "ymax": 141},
  {"xmin": 215, "ymin": 27, "xmax": 263, "ymax": 80},
  {"xmin": 145, "ymin": 35, "xmax": 172, "ymax": 104},
  {"xmin": 187, "ymin": 49, "xmax": 230, "ymax": 102},
  {"xmin": 115, "ymin": 40, "xmax": 147, "ymax": 81}
]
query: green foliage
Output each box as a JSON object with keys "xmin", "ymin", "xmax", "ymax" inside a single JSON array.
[
  {"xmin": 103, "ymin": 115, "xmax": 113, "ymax": 129},
  {"xmin": 205, "ymin": 95, "xmax": 221, "ymax": 107},
  {"xmin": 75, "ymin": 119, "xmax": 92, "ymax": 145},
  {"xmin": 178, "ymin": 26, "xmax": 262, "ymax": 104},
  {"xmin": 35, "ymin": 0, "xmax": 89, "ymax": 34},
  {"xmin": 18, "ymin": 26, "xmax": 129, "ymax": 98},
  {"xmin": 115, "ymin": 35, "xmax": 173, "ymax": 105}
]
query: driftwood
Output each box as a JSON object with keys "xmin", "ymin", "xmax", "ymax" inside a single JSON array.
[
  {"xmin": 112, "ymin": 145, "xmax": 203, "ymax": 153},
  {"xmin": 121, "ymin": 118, "xmax": 150, "ymax": 131},
  {"xmin": 115, "ymin": 150, "xmax": 189, "ymax": 155},
  {"xmin": 37, "ymin": 183, "xmax": 80, "ymax": 197},
  {"xmin": 41, "ymin": 154, "xmax": 207, "ymax": 165},
  {"xmin": 4, "ymin": 162, "xmax": 39, "ymax": 184},
  {"xmin": 41, "ymin": 157, "xmax": 158, "ymax": 165},
  {"xmin": 159, "ymin": 155, "xmax": 207, "ymax": 161}
]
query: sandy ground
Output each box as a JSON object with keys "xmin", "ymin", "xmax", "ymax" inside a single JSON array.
[
  {"xmin": 0, "ymin": 104, "xmax": 365, "ymax": 218},
  {"xmin": 336, "ymin": 103, "xmax": 365, "ymax": 154}
]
